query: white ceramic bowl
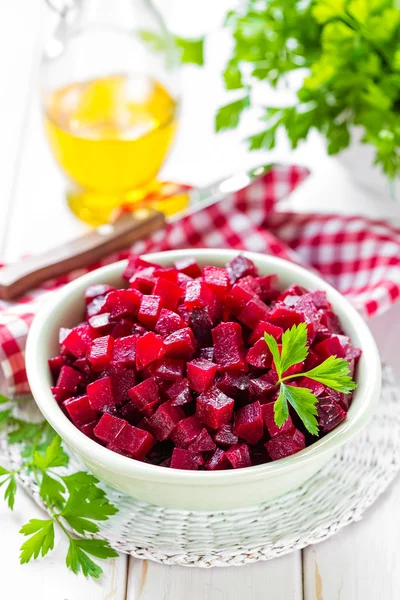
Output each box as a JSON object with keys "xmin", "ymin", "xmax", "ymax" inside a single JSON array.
[{"xmin": 26, "ymin": 249, "xmax": 381, "ymax": 511}]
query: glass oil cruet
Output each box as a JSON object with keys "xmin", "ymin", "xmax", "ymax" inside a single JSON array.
[{"xmin": 41, "ymin": 0, "xmax": 180, "ymax": 225}]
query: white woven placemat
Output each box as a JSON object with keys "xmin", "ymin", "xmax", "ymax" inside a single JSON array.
[{"xmin": 2, "ymin": 366, "xmax": 399, "ymax": 568}]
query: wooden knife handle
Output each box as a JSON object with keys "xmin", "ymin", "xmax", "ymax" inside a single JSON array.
[{"xmin": 0, "ymin": 208, "xmax": 166, "ymax": 301}]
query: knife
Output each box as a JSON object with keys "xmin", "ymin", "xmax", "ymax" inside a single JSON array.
[{"xmin": 0, "ymin": 164, "xmax": 271, "ymax": 300}]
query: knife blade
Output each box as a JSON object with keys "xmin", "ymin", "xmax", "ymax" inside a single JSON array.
[{"xmin": 0, "ymin": 164, "xmax": 272, "ymax": 300}]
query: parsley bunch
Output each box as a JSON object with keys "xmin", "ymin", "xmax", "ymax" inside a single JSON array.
[
  {"xmin": 0, "ymin": 395, "xmax": 118, "ymax": 579},
  {"xmin": 216, "ymin": 0, "xmax": 400, "ymax": 179},
  {"xmin": 264, "ymin": 323, "xmax": 356, "ymax": 435}
]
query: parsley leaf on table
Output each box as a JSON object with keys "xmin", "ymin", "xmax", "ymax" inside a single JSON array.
[{"xmin": 20, "ymin": 519, "xmax": 55, "ymax": 563}]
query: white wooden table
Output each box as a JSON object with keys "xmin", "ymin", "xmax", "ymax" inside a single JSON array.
[{"xmin": 1, "ymin": 1, "xmax": 399, "ymax": 598}]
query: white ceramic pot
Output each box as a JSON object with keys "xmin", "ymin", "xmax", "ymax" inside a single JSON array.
[{"xmin": 26, "ymin": 249, "xmax": 381, "ymax": 511}]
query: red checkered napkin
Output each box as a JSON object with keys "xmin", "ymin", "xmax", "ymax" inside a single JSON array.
[{"xmin": 1, "ymin": 164, "xmax": 400, "ymax": 398}]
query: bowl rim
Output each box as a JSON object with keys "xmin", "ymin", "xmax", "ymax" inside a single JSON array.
[{"xmin": 26, "ymin": 249, "xmax": 382, "ymax": 486}]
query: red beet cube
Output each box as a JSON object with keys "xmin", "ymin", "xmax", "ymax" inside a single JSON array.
[
  {"xmin": 89, "ymin": 335, "xmax": 114, "ymax": 372},
  {"xmin": 212, "ymin": 322, "xmax": 246, "ymax": 372},
  {"xmin": 317, "ymin": 395, "xmax": 347, "ymax": 432},
  {"xmin": 153, "ymin": 267, "xmax": 179, "ymax": 282},
  {"xmin": 312, "ymin": 290, "xmax": 329, "ymax": 309},
  {"xmin": 112, "ymin": 335, "xmax": 138, "ymax": 368},
  {"xmin": 266, "ymin": 429, "xmax": 305, "ymax": 460},
  {"xmin": 119, "ymin": 401, "xmax": 141, "ymax": 425},
  {"xmin": 136, "ymin": 332, "xmax": 165, "ymax": 370},
  {"xmin": 164, "ymin": 328, "xmax": 197, "ymax": 359},
  {"xmin": 123, "ymin": 255, "xmax": 158, "ymax": 280},
  {"xmin": 56, "ymin": 366, "xmax": 82, "ymax": 400},
  {"xmin": 234, "ymin": 401, "xmax": 263, "ymax": 444},
  {"xmin": 112, "ymin": 424, "xmax": 154, "ymax": 460},
  {"xmin": 278, "ymin": 285, "xmax": 308, "ymax": 302},
  {"xmin": 203, "ymin": 266, "xmax": 230, "ymax": 299},
  {"xmin": 170, "ymin": 448, "xmax": 202, "ymax": 470},
  {"xmin": 86, "ymin": 296, "xmax": 107, "ymax": 319},
  {"xmin": 237, "ymin": 275, "xmax": 262, "ymax": 297},
  {"xmin": 64, "ymin": 395, "xmax": 97, "ymax": 427},
  {"xmin": 315, "ymin": 336, "xmax": 346, "ymax": 360},
  {"xmin": 138, "ymin": 295, "xmax": 162, "ymax": 329},
  {"xmin": 214, "ymin": 423, "xmax": 238, "ymax": 447},
  {"xmin": 238, "ymin": 297, "xmax": 270, "ymax": 329},
  {"xmin": 205, "ymin": 448, "xmax": 231, "ymax": 470},
  {"xmin": 189, "ymin": 307, "xmax": 215, "ymax": 347},
  {"xmin": 62, "ymin": 325, "xmax": 93, "ymax": 358},
  {"xmin": 184, "ymin": 280, "xmax": 215, "ymax": 310},
  {"xmin": 226, "ymin": 443, "xmax": 252, "ymax": 469},
  {"xmin": 246, "ymin": 338, "xmax": 273, "ymax": 369},
  {"xmin": 256, "ymin": 274, "xmax": 280, "ymax": 302},
  {"xmin": 147, "ymin": 402, "xmax": 185, "ymax": 441},
  {"xmin": 189, "ymin": 428, "xmax": 216, "ymax": 452},
  {"xmin": 174, "ymin": 257, "xmax": 202, "ymax": 279},
  {"xmin": 104, "ymin": 289, "xmax": 142, "ymax": 318},
  {"xmin": 111, "ymin": 318, "xmax": 135, "ymax": 339},
  {"xmin": 187, "ymin": 358, "xmax": 217, "ymax": 392},
  {"xmin": 88, "ymin": 313, "xmax": 112, "ymax": 334},
  {"xmin": 128, "ymin": 377, "xmax": 161, "ymax": 416},
  {"xmin": 171, "ymin": 416, "xmax": 203, "ymax": 448},
  {"xmin": 154, "ymin": 357, "xmax": 185, "ymax": 381},
  {"xmin": 249, "ymin": 321, "xmax": 283, "ymax": 345},
  {"xmin": 129, "ymin": 267, "xmax": 156, "ymax": 294},
  {"xmin": 85, "ymin": 284, "xmax": 114, "ymax": 304},
  {"xmin": 155, "ymin": 308, "xmax": 186, "ymax": 336},
  {"xmin": 224, "ymin": 284, "xmax": 254, "ymax": 317},
  {"xmin": 153, "ymin": 277, "xmax": 184, "ymax": 311},
  {"xmin": 110, "ymin": 369, "xmax": 137, "ymax": 406},
  {"xmin": 226, "ymin": 254, "xmax": 258, "ymax": 283},
  {"xmin": 296, "ymin": 377, "xmax": 325, "ymax": 397},
  {"xmin": 261, "ymin": 402, "xmax": 294, "ymax": 437},
  {"xmin": 216, "ymin": 372, "xmax": 250, "ymax": 399},
  {"xmin": 93, "ymin": 413, "xmax": 126, "ymax": 444},
  {"xmin": 249, "ymin": 375, "xmax": 276, "ymax": 400},
  {"xmin": 196, "ymin": 387, "xmax": 234, "ymax": 429},
  {"xmin": 87, "ymin": 376, "xmax": 115, "ymax": 412},
  {"xmin": 48, "ymin": 355, "xmax": 67, "ymax": 378},
  {"xmin": 79, "ymin": 421, "xmax": 98, "ymax": 440},
  {"xmin": 267, "ymin": 305, "xmax": 306, "ymax": 330},
  {"xmin": 166, "ymin": 378, "xmax": 192, "ymax": 406}
]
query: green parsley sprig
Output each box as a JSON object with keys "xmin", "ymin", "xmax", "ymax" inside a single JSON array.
[
  {"xmin": 264, "ymin": 322, "xmax": 357, "ymax": 436},
  {"xmin": 0, "ymin": 398, "xmax": 118, "ymax": 579}
]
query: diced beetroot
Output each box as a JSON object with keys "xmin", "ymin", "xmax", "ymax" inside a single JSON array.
[
  {"xmin": 154, "ymin": 357, "xmax": 185, "ymax": 381},
  {"xmin": 256, "ymin": 274, "xmax": 280, "ymax": 302},
  {"xmin": 214, "ymin": 423, "xmax": 238, "ymax": 447},
  {"xmin": 129, "ymin": 267, "xmax": 156, "ymax": 294},
  {"xmin": 226, "ymin": 443, "xmax": 252, "ymax": 469},
  {"xmin": 312, "ymin": 290, "xmax": 329, "ymax": 309},
  {"xmin": 123, "ymin": 255, "xmax": 158, "ymax": 280},
  {"xmin": 93, "ymin": 413, "xmax": 126, "ymax": 444},
  {"xmin": 314, "ymin": 336, "xmax": 346, "ymax": 360},
  {"xmin": 87, "ymin": 376, "xmax": 116, "ymax": 412},
  {"xmin": 171, "ymin": 416, "xmax": 203, "ymax": 448},
  {"xmin": 88, "ymin": 312, "xmax": 112, "ymax": 334},
  {"xmin": 203, "ymin": 266, "xmax": 230, "ymax": 299},
  {"xmin": 200, "ymin": 347, "xmax": 214, "ymax": 361},
  {"xmin": 89, "ymin": 335, "xmax": 114, "ymax": 372},
  {"xmin": 138, "ymin": 295, "xmax": 162, "ymax": 329},
  {"xmin": 212, "ymin": 322, "xmax": 246, "ymax": 372},
  {"xmin": 153, "ymin": 267, "xmax": 179, "ymax": 282},
  {"xmin": 261, "ymin": 402, "xmax": 294, "ymax": 437},
  {"xmin": 147, "ymin": 402, "xmax": 185, "ymax": 441},
  {"xmin": 184, "ymin": 280, "xmax": 215, "ymax": 311},
  {"xmin": 112, "ymin": 424, "xmax": 155, "ymax": 459},
  {"xmin": 170, "ymin": 448, "xmax": 202, "ymax": 470},
  {"xmin": 119, "ymin": 401, "xmax": 141, "ymax": 425},
  {"xmin": 64, "ymin": 395, "xmax": 97, "ymax": 427},
  {"xmin": 174, "ymin": 257, "xmax": 202, "ymax": 279},
  {"xmin": 246, "ymin": 338, "xmax": 273, "ymax": 370},
  {"xmin": 266, "ymin": 429, "xmax": 306, "ymax": 460},
  {"xmin": 164, "ymin": 328, "xmax": 197, "ymax": 360},
  {"xmin": 136, "ymin": 332, "xmax": 165, "ymax": 370},
  {"xmin": 278, "ymin": 285, "xmax": 308, "ymax": 302},
  {"xmin": 249, "ymin": 376, "xmax": 276, "ymax": 400},
  {"xmin": 317, "ymin": 396, "xmax": 347, "ymax": 432},
  {"xmin": 176, "ymin": 303, "xmax": 191, "ymax": 324},
  {"xmin": 267, "ymin": 305, "xmax": 306, "ymax": 330},
  {"xmin": 85, "ymin": 284, "xmax": 115, "ymax": 304},
  {"xmin": 216, "ymin": 372, "xmax": 250, "ymax": 399},
  {"xmin": 294, "ymin": 294, "xmax": 321, "ymax": 342},
  {"xmin": 205, "ymin": 447, "xmax": 231, "ymax": 470},
  {"xmin": 72, "ymin": 357, "xmax": 94, "ymax": 382},
  {"xmin": 226, "ymin": 254, "xmax": 258, "ymax": 283},
  {"xmin": 234, "ymin": 401, "xmax": 264, "ymax": 444},
  {"xmin": 153, "ymin": 277, "xmax": 183, "ymax": 311},
  {"xmin": 128, "ymin": 377, "xmax": 161, "ymax": 416},
  {"xmin": 104, "ymin": 289, "xmax": 142, "ymax": 318},
  {"xmin": 238, "ymin": 297, "xmax": 270, "ymax": 329},
  {"xmin": 112, "ymin": 335, "xmax": 138, "ymax": 368},
  {"xmin": 56, "ymin": 366, "xmax": 82, "ymax": 400},
  {"xmin": 79, "ymin": 420, "xmax": 98, "ymax": 440},
  {"xmin": 166, "ymin": 378, "xmax": 192, "ymax": 406},
  {"xmin": 296, "ymin": 377, "xmax": 325, "ymax": 397},
  {"xmin": 155, "ymin": 308, "xmax": 186, "ymax": 336},
  {"xmin": 249, "ymin": 321, "xmax": 283, "ymax": 345},
  {"xmin": 110, "ymin": 369, "xmax": 137, "ymax": 406},
  {"xmin": 196, "ymin": 387, "xmax": 234, "ymax": 429},
  {"xmin": 62, "ymin": 325, "xmax": 93, "ymax": 358},
  {"xmin": 237, "ymin": 275, "xmax": 262, "ymax": 297},
  {"xmin": 319, "ymin": 309, "xmax": 344, "ymax": 334},
  {"xmin": 187, "ymin": 358, "xmax": 217, "ymax": 392},
  {"xmin": 111, "ymin": 318, "xmax": 135, "ymax": 339},
  {"xmin": 48, "ymin": 355, "xmax": 66, "ymax": 378},
  {"xmin": 189, "ymin": 428, "xmax": 216, "ymax": 452},
  {"xmin": 86, "ymin": 296, "xmax": 107, "ymax": 319},
  {"xmin": 224, "ymin": 284, "xmax": 254, "ymax": 317},
  {"xmin": 346, "ymin": 343, "xmax": 362, "ymax": 362},
  {"xmin": 189, "ymin": 307, "xmax": 214, "ymax": 346}
]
